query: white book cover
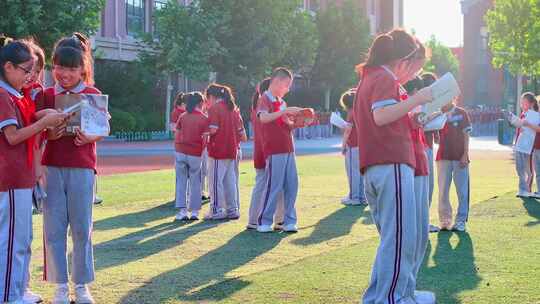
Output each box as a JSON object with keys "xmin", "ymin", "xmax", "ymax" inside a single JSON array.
[
  {"xmin": 80, "ymin": 94, "xmax": 110, "ymax": 137},
  {"xmin": 423, "ymin": 113, "xmax": 448, "ymax": 131},
  {"xmin": 54, "ymin": 94, "xmax": 110, "ymax": 136},
  {"xmin": 425, "ymin": 73, "xmax": 461, "ymax": 115},
  {"xmin": 330, "ymin": 112, "xmax": 351, "ymax": 129}
]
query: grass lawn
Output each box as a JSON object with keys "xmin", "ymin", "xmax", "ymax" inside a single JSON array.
[{"xmin": 27, "ymin": 154, "xmax": 540, "ymax": 303}]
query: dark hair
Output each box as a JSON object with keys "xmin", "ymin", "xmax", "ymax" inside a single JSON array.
[
  {"xmin": 0, "ymin": 35, "xmax": 33, "ymax": 80},
  {"xmin": 271, "ymin": 67, "xmax": 293, "ymax": 81},
  {"xmin": 52, "ymin": 32, "xmax": 94, "ymax": 85},
  {"xmin": 356, "ymin": 28, "xmax": 418, "ymax": 75},
  {"xmin": 339, "ymin": 89, "xmax": 356, "ymax": 111},
  {"xmin": 185, "ymin": 91, "xmax": 205, "ymax": 113},
  {"xmin": 252, "ymin": 77, "xmax": 271, "ymax": 110},
  {"xmin": 174, "ymin": 92, "xmax": 185, "ymax": 106},
  {"xmin": 22, "ymin": 38, "xmax": 45, "ymax": 72},
  {"xmin": 206, "ymin": 83, "xmax": 237, "ymax": 111},
  {"xmin": 404, "ymin": 76, "xmax": 424, "ymax": 95},
  {"xmin": 420, "ymin": 72, "xmax": 437, "ymax": 87},
  {"xmin": 522, "ymin": 92, "xmax": 539, "ymax": 112}
]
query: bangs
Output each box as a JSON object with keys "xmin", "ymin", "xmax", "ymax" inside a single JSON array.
[{"xmin": 53, "ymin": 47, "xmax": 83, "ymax": 68}]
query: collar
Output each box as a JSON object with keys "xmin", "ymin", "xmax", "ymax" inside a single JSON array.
[
  {"xmin": 264, "ymin": 90, "xmax": 279, "ymax": 103},
  {"xmin": 381, "ymin": 65, "xmax": 398, "ymax": 81},
  {"xmin": 0, "ymin": 79, "xmax": 23, "ymax": 99},
  {"xmin": 55, "ymin": 81, "xmax": 86, "ymax": 95}
]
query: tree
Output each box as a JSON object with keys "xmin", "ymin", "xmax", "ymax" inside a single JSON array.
[
  {"xmin": 140, "ymin": 1, "xmax": 222, "ymax": 81},
  {"xmin": 0, "ymin": 0, "xmax": 105, "ymax": 55},
  {"xmin": 311, "ymin": 0, "xmax": 371, "ymax": 110},
  {"xmin": 198, "ymin": 0, "xmax": 318, "ymax": 109},
  {"xmin": 423, "ymin": 36, "xmax": 460, "ymax": 78},
  {"xmin": 486, "ymin": 0, "xmax": 540, "ymax": 75}
]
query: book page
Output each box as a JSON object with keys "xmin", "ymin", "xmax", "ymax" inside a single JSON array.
[
  {"xmin": 80, "ymin": 94, "xmax": 110, "ymax": 137},
  {"xmin": 55, "ymin": 94, "xmax": 83, "ymax": 135},
  {"xmin": 425, "ymin": 73, "xmax": 461, "ymax": 115}
]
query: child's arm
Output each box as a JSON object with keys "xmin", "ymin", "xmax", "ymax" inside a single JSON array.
[
  {"xmin": 342, "ymin": 125, "xmax": 352, "ymax": 155},
  {"xmin": 373, "ymin": 87, "xmax": 432, "ymax": 127},
  {"xmin": 259, "ymin": 107, "xmax": 303, "ymax": 124},
  {"xmin": 74, "ymin": 130, "xmax": 103, "ymax": 146},
  {"xmin": 459, "ymin": 132, "xmax": 470, "ymax": 168},
  {"xmin": 3, "ymin": 113, "xmax": 68, "ymax": 146},
  {"xmin": 523, "ymin": 120, "xmax": 540, "ymax": 132}
]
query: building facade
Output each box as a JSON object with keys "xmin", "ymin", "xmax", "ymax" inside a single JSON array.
[
  {"xmin": 302, "ymin": 0, "xmax": 403, "ymax": 34},
  {"xmin": 461, "ymin": 0, "xmax": 517, "ymax": 108}
]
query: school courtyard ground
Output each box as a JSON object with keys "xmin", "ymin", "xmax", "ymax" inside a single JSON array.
[{"xmin": 29, "ymin": 136, "xmax": 539, "ymax": 303}]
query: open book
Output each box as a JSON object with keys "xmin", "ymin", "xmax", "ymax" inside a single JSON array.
[
  {"xmin": 55, "ymin": 94, "xmax": 110, "ymax": 136},
  {"xmin": 424, "ymin": 73, "xmax": 461, "ymax": 115}
]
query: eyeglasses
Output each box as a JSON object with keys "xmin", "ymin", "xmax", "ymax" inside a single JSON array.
[{"xmin": 16, "ymin": 64, "xmax": 33, "ymax": 75}]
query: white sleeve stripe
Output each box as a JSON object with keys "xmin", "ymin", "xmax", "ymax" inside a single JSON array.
[
  {"xmin": 371, "ymin": 99, "xmax": 398, "ymax": 111},
  {"xmin": 209, "ymin": 125, "xmax": 219, "ymax": 129},
  {"xmin": 0, "ymin": 119, "xmax": 18, "ymax": 131}
]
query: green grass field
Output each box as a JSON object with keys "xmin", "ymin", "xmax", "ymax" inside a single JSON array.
[{"xmin": 28, "ymin": 154, "xmax": 540, "ymax": 303}]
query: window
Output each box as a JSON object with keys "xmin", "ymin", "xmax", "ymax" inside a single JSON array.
[
  {"xmin": 126, "ymin": 0, "xmax": 146, "ymax": 37},
  {"xmin": 153, "ymin": 0, "xmax": 167, "ymax": 36}
]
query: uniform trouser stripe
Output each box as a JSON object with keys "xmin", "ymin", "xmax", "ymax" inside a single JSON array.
[
  {"xmin": 258, "ymin": 157, "xmax": 273, "ymax": 225},
  {"xmin": 388, "ymin": 165, "xmax": 403, "ymax": 304},
  {"xmin": 4, "ymin": 190, "xmax": 15, "ymax": 302},
  {"xmin": 213, "ymin": 160, "xmax": 218, "ymax": 214}
]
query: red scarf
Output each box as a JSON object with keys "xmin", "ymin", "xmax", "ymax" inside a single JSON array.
[
  {"xmin": 13, "ymin": 95, "xmax": 36, "ymax": 168},
  {"xmin": 272, "ymin": 100, "xmax": 287, "ymax": 127}
]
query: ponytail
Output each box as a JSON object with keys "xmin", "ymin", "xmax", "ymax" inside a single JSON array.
[
  {"xmin": 185, "ymin": 91, "xmax": 204, "ymax": 113},
  {"xmin": 206, "ymin": 83, "xmax": 237, "ymax": 111},
  {"xmin": 252, "ymin": 77, "xmax": 271, "ymax": 110},
  {"xmin": 339, "ymin": 89, "xmax": 356, "ymax": 111},
  {"xmin": 0, "ymin": 34, "xmax": 33, "ymax": 80},
  {"xmin": 356, "ymin": 28, "xmax": 418, "ymax": 76},
  {"xmin": 174, "ymin": 92, "xmax": 185, "ymax": 106}
]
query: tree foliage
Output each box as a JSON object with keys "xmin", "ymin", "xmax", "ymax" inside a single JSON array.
[
  {"xmin": 0, "ymin": 0, "xmax": 105, "ymax": 55},
  {"xmin": 486, "ymin": 0, "xmax": 540, "ymax": 75},
  {"xmin": 423, "ymin": 36, "xmax": 460, "ymax": 78}
]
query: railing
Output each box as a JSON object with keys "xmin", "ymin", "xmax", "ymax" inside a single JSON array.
[{"xmin": 113, "ymin": 131, "xmax": 173, "ymax": 142}]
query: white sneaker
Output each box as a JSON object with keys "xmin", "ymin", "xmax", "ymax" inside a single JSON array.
[
  {"xmin": 190, "ymin": 210, "xmax": 200, "ymax": 220},
  {"xmin": 452, "ymin": 221, "xmax": 466, "ymax": 232},
  {"xmin": 175, "ymin": 209, "xmax": 189, "ymax": 221},
  {"xmin": 204, "ymin": 210, "xmax": 227, "ymax": 220},
  {"xmin": 256, "ymin": 224, "xmax": 273, "ymax": 233},
  {"xmin": 282, "ymin": 224, "xmax": 298, "ymax": 233},
  {"xmin": 414, "ymin": 290, "xmax": 436, "ymax": 304},
  {"xmin": 22, "ymin": 289, "xmax": 42, "ymax": 303},
  {"xmin": 516, "ymin": 190, "xmax": 532, "ymax": 198},
  {"xmin": 530, "ymin": 192, "xmax": 540, "ymax": 199},
  {"xmin": 51, "ymin": 284, "xmax": 70, "ymax": 304},
  {"xmin": 74, "ymin": 284, "xmax": 95, "ymax": 304},
  {"xmin": 429, "ymin": 224, "xmax": 440, "ymax": 233},
  {"xmin": 227, "ymin": 209, "xmax": 240, "ymax": 220}
]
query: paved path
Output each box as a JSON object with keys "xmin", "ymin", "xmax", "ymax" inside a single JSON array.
[{"xmin": 97, "ymin": 136, "xmax": 512, "ymax": 175}]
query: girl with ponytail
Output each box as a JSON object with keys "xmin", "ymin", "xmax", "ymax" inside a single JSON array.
[
  {"xmin": 353, "ymin": 29, "xmax": 436, "ymax": 304},
  {"xmin": 204, "ymin": 83, "xmax": 246, "ymax": 220},
  {"xmin": 38, "ymin": 32, "xmax": 102, "ymax": 304},
  {"xmin": 0, "ymin": 36, "xmax": 68, "ymax": 303}
]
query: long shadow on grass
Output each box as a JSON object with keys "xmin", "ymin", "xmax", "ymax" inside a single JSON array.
[
  {"xmin": 94, "ymin": 220, "xmax": 219, "ymax": 271},
  {"xmin": 521, "ymin": 198, "xmax": 540, "ymax": 227},
  {"xmin": 418, "ymin": 232, "xmax": 481, "ymax": 304},
  {"xmin": 292, "ymin": 205, "xmax": 370, "ymax": 246},
  {"xmin": 93, "ymin": 201, "xmax": 175, "ymax": 231},
  {"xmin": 120, "ymin": 230, "xmax": 286, "ymax": 303}
]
